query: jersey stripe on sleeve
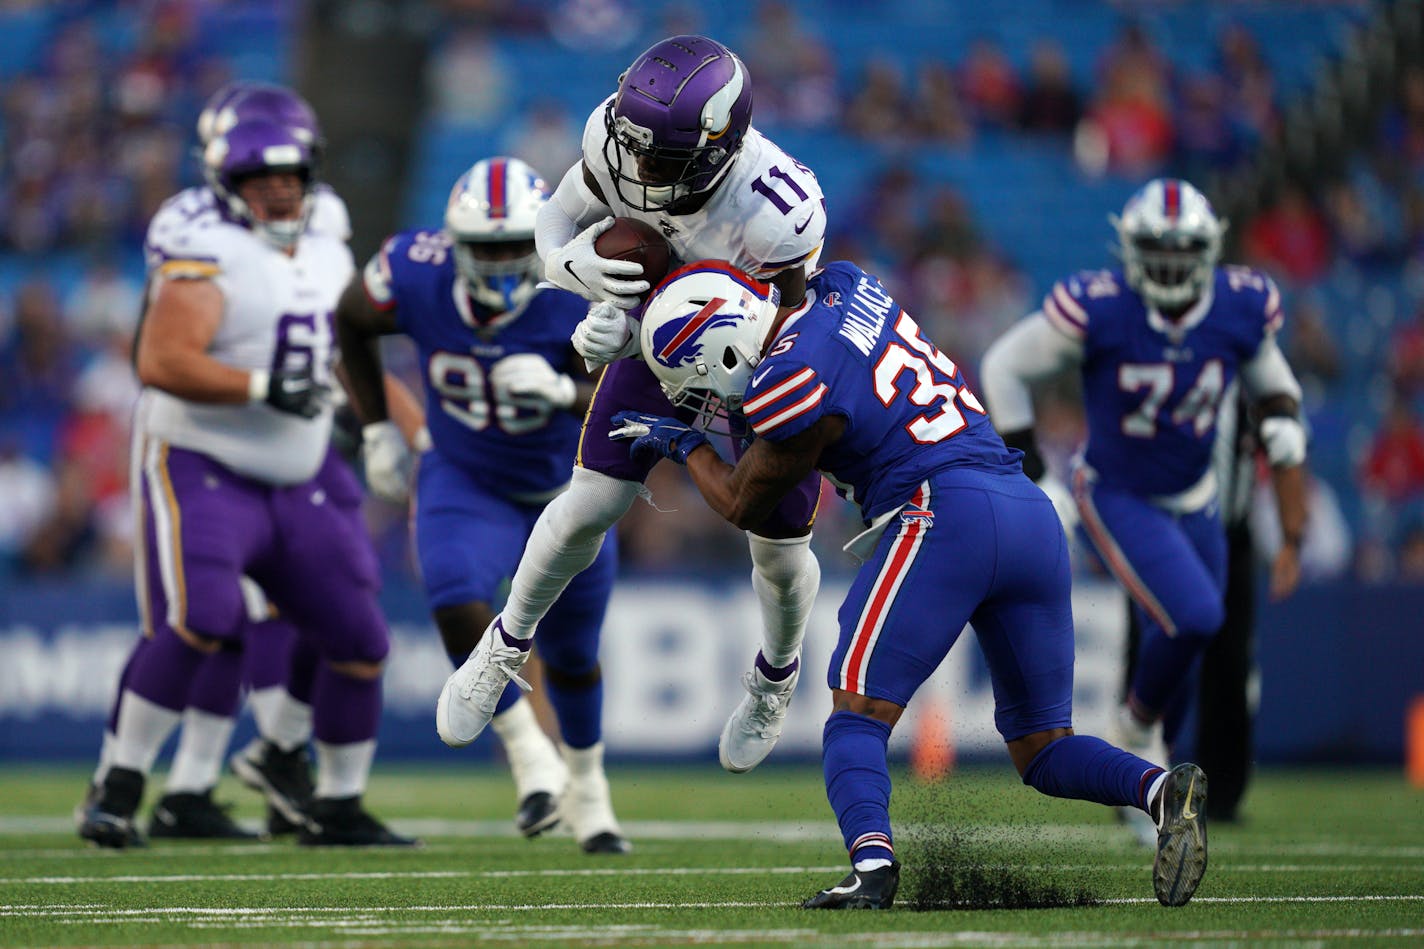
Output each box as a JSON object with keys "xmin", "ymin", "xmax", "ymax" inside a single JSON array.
[
  {"xmin": 745, "ymin": 366, "xmax": 827, "ymax": 436},
  {"xmin": 1041, "ymin": 281, "xmax": 1088, "ymax": 340},
  {"xmin": 155, "ymin": 258, "xmax": 220, "ymax": 280}
]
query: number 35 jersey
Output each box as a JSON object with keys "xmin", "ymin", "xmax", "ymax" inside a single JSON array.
[
  {"xmin": 141, "ymin": 193, "xmax": 354, "ymax": 485},
  {"xmin": 1041, "ymin": 266, "xmax": 1282, "ymax": 497},
  {"xmin": 581, "ymin": 97, "xmax": 825, "ymax": 280},
  {"xmin": 364, "ymin": 229, "xmax": 589, "ymax": 498},
  {"xmin": 743, "ymin": 261, "xmax": 1020, "ymax": 521}
]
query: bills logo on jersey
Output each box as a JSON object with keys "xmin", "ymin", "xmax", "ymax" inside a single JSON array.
[
  {"xmin": 899, "ymin": 508, "xmax": 934, "ymax": 528},
  {"xmin": 651, "ymin": 297, "xmax": 741, "ymax": 368}
]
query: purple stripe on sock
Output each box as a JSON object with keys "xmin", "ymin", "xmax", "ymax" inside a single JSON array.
[
  {"xmin": 755, "ymin": 651, "xmax": 799, "ymax": 682},
  {"xmin": 497, "ymin": 618, "xmax": 532, "ymax": 652}
]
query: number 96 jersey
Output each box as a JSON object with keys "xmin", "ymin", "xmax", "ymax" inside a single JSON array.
[
  {"xmin": 364, "ymin": 229, "xmax": 589, "ymax": 498},
  {"xmin": 743, "ymin": 261, "xmax": 1020, "ymax": 521}
]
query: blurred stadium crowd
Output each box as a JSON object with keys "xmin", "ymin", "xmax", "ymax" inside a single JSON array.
[{"xmin": 1, "ymin": 0, "xmax": 1422, "ymax": 585}]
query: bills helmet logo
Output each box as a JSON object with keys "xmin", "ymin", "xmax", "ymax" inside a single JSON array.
[{"xmin": 651, "ymin": 297, "xmax": 740, "ymax": 369}]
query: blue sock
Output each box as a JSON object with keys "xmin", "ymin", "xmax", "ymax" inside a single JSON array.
[
  {"xmin": 545, "ymin": 675, "xmax": 602, "ymax": 749},
  {"xmin": 1022, "ymin": 735, "xmax": 1163, "ymax": 810},
  {"xmin": 823, "ymin": 711, "xmax": 895, "ymax": 865}
]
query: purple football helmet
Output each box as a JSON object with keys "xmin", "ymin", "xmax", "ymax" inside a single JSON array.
[
  {"xmin": 202, "ymin": 117, "xmax": 315, "ymax": 250},
  {"xmin": 602, "ymin": 35, "xmax": 753, "ymax": 211},
  {"xmin": 197, "ymin": 81, "xmax": 323, "ymax": 159}
]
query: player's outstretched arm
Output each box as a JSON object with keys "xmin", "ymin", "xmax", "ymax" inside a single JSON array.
[
  {"xmin": 980, "ymin": 311, "xmax": 1084, "ymax": 480},
  {"xmin": 334, "ymin": 274, "xmax": 400, "ymax": 425},
  {"xmin": 687, "ymin": 417, "xmax": 844, "ymax": 532}
]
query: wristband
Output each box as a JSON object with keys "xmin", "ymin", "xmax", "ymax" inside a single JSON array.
[{"xmin": 247, "ymin": 368, "xmax": 270, "ymax": 403}]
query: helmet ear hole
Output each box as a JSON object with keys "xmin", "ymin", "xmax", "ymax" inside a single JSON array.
[{"xmin": 723, "ymin": 346, "xmax": 739, "ymax": 370}]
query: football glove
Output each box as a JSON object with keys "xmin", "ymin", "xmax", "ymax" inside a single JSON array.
[
  {"xmin": 361, "ymin": 420, "xmax": 413, "ymax": 504},
  {"xmin": 253, "ymin": 366, "xmax": 330, "ymax": 419},
  {"xmin": 572, "ymin": 301, "xmax": 641, "ymax": 368},
  {"xmin": 609, "ymin": 410, "xmax": 709, "ymax": 465},
  {"xmin": 489, "ymin": 353, "xmax": 576, "ymax": 410},
  {"xmin": 544, "ymin": 217, "xmax": 649, "ymax": 309}
]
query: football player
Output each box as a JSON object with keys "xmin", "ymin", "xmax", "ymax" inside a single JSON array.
[
  {"xmin": 436, "ymin": 36, "xmax": 827, "ymax": 775},
  {"xmin": 606, "ymin": 259, "xmax": 1208, "ymax": 909},
  {"xmin": 78, "ymin": 115, "xmax": 414, "ymax": 848},
  {"xmin": 979, "ymin": 178, "xmax": 1308, "ymax": 818},
  {"xmin": 335, "ymin": 156, "xmax": 629, "ymax": 853},
  {"xmin": 80, "ymin": 81, "xmax": 351, "ymax": 844}
]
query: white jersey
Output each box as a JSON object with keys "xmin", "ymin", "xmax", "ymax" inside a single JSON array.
[
  {"xmin": 139, "ymin": 189, "xmax": 353, "ymax": 485},
  {"xmin": 581, "ymin": 96, "xmax": 825, "ymax": 279}
]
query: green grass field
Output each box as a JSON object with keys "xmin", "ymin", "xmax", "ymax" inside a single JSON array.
[{"xmin": 2, "ymin": 763, "xmax": 1420, "ymax": 947}]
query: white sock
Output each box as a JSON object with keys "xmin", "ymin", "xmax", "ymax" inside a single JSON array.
[
  {"xmin": 91, "ymin": 731, "xmax": 115, "ymax": 786},
  {"xmin": 492, "ymin": 699, "xmax": 566, "ymax": 797},
  {"xmin": 747, "ymin": 532, "xmax": 820, "ymax": 669},
  {"xmin": 562, "ymin": 740, "xmax": 605, "ymax": 778},
  {"xmin": 165, "ymin": 709, "xmax": 236, "ymax": 793},
  {"xmin": 111, "ymin": 691, "xmax": 182, "ymax": 774},
  {"xmin": 249, "ymin": 686, "xmax": 312, "ymax": 752},
  {"xmin": 314, "ymin": 739, "xmax": 376, "ymax": 800},
  {"xmin": 854, "ymin": 857, "xmax": 894, "ymax": 872},
  {"xmin": 1147, "ymin": 771, "xmax": 1169, "ymax": 825},
  {"xmin": 502, "ymin": 468, "xmax": 640, "ymax": 638}
]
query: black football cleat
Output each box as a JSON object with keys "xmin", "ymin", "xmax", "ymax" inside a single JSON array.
[
  {"xmin": 78, "ymin": 767, "xmax": 147, "ymax": 850},
  {"xmin": 802, "ymin": 861, "xmax": 900, "ymax": 910},
  {"xmin": 1153, "ymin": 763, "xmax": 1209, "ymax": 907},
  {"xmin": 297, "ymin": 796, "xmax": 420, "ymax": 847},
  {"xmin": 148, "ymin": 790, "xmax": 260, "ymax": 840},
  {"xmin": 580, "ymin": 830, "xmax": 633, "ymax": 855},
  {"xmin": 515, "ymin": 791, "xmax": 561, "ymax": 838},
  {"xmin": 230, "ymin": 740, "xmax": 314, "ymax": 831}
]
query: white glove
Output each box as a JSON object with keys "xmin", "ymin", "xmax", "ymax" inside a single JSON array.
[
  {"xmin": 490, "ymin": 353, "xmax": 576, "ymax": 410},
  {"xmin": 361, "ymin": 420, "xmax": 413, "ymax": 504},
  {"xmin": 543, "ymin": 217, "xmax": 649, "ymax": 309},
  {"xmin": 1260, "ymin": 415, "xmax": 1307, "ymax": 467},
  {"xmin": 572, "ymin": 301, "xmax": 642, "ymax": 369}
]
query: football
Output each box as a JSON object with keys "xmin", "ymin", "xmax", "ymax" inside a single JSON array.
[{"xmin": 594, "ymin": 217, "xmax": 674, "ymax": 301}]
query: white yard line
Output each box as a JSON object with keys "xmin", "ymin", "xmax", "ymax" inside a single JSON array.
[{"xmin": 2, "ymin": 862, "xmax": 1421, "ymax": 886}]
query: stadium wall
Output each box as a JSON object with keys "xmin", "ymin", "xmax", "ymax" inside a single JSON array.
[{"xmin": 0, "ymin": 577, "xmax": 1418, "ymax": 766}]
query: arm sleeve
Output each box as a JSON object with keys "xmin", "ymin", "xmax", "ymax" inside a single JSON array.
[
  {"xmin": 535, "ymin": 163, "xmax": 609, "ymax": 259},
  {"xmin": 1240, "ymin": 334, "xmax": 1303, "ymax": 403},
  {"xmin": 979, "ymin": 312, "xmax": 1084, "ymax": 431}
]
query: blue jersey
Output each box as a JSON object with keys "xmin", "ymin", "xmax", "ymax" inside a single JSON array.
[
  {"xmin": 364, "ymin": 228, "xmax": 587, "ymax": 497},
  {"xmin": 1042, "ymin": 265, "xmax": 1282, "ymax": 497},
  {"xmin": 743, "ymin": 261, "xmax": 1020, "ymax": 520}
]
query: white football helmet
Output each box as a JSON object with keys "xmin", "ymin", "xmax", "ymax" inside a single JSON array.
[
  {"xmin": 639, "ymin": 262, "xmax": 781, "ymax": 430},
  {"xmin": 1111, "ymin": 178, "xmax": 1226, "ymax": 310},
  {"xmin": 445, "ymin": 157, "xmax": 549, "ymax": 313}
]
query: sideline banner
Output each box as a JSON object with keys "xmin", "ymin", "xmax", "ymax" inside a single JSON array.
[{"xmin": 0, "ymin": 577, "xmax": 1418, "ymax": 763}]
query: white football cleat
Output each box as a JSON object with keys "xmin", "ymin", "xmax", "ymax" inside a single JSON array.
[
  {"xmin": 436, "ymin": 618, "xmax": 532, "ymax": 748},
  {"xmin": 719, "ymin": 663, "xmax": 800, "ymax": 773}
]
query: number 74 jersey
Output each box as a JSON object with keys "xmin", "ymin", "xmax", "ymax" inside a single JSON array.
[
  {"xmin": 743, "ymin": 261, "xmax": 1021, "ymax": 521},
  {"xmin": 1042, "ymin": 265, "xmax": 1282, "ymax": 497}
]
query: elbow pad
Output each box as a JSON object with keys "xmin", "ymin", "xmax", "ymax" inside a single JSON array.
[{"xmin": 1260, "ymin": 416, "xmax": 1307, "ymax": 467}]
